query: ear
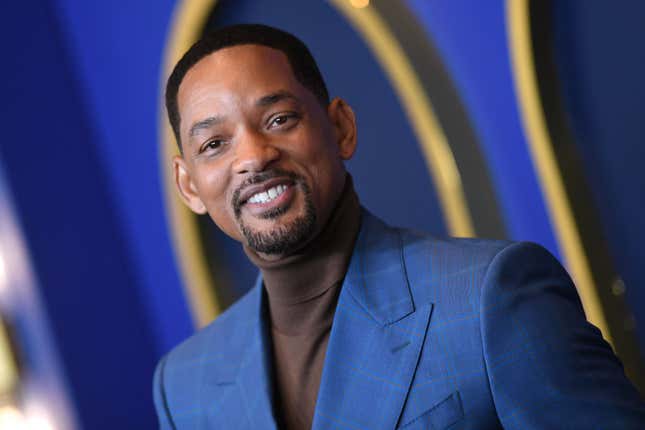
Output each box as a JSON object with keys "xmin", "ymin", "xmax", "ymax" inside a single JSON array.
[
  {"xmin": 327, "ymin": 97, "xmax": 357, "ymax": 160},
  {"xmin": 173, "ymin": 155, "xmax": 207, "ymax": 214}
]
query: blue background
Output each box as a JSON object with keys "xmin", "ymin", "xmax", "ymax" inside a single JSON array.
[{"xmin": 0, "ymin": 0, "xmax": 643, "ymax": 428}]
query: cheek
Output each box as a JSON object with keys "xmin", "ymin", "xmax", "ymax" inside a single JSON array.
[
  {"xmin": 193, "ymin": 164, "xmax": 232, "ymax": 214},
  {"xmin": 292, "ymin": 131, "xmax": 342, "ymax": 180},
  {"xmin": 301, "ymin": 154, "xmax": 344, "ymax": 213},
  {"xmin": 200, "ymin": 174, "xmax": 241, "ymax": 239}
]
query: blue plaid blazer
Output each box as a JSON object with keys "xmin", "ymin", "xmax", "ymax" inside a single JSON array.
[{"xmin": 154, "ymin": 211, "xmax": 645, "ymax": 429}]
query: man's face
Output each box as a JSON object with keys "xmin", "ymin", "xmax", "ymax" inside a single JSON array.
[{"xmin": 174, "ymin": 44, "xmax": 356, "ymax": 258}]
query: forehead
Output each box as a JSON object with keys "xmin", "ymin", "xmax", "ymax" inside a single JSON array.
[{"xmin": 177, "ymin": 45, "xmax": 303, "ymax": 121}]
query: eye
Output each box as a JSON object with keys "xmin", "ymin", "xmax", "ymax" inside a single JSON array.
[
  {"xmin": 199, "ymin": 138, "xmax": 226, "ymax": 154},
  {"xmin": 268, "ymin": 113, "xmax": 299, "ymax": 130}
]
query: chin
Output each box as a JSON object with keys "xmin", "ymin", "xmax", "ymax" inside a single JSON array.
[{"xmin": 240, "ymin": 200, "xmax": 316, "ymax": 256}]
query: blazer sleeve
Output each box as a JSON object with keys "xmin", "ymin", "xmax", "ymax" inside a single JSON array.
[
  {"xmin": 153, "ymin": 354, "xmax": 177, "ymax": 430},
  {"xmin": 480, "ymin": 242, "xmax": 645, "ymax": 429}
]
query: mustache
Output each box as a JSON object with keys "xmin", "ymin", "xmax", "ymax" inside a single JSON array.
[{"xmin": 232, "ymin": 168, "xmax": 303, "ymax": 215}]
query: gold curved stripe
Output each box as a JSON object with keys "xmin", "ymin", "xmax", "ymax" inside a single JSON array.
[
  {"xmin": 160, "ymin": 0, "xmax": 220, "ymax": 327},
  {"xmin": 329, "ymin": 0, "xmax": 475, "ymax": 237},
  {"xmin": 506, "ymin": 0, "xmax": 610, "ymax": 341},
  {"xmin": 0, "ymin": 317, "xmax": 19, "ymax": 394}
]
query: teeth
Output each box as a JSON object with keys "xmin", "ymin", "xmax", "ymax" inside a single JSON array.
[{"xmin": 248, "ymin": 184, "xmax": 288, "ymax": 204}]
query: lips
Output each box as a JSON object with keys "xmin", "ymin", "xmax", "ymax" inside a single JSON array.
[
  {"xmin": 237, "ymin": 176, "xmax": 295, "ymax": 206},
  {"xmin": 247, "ymin": 183, "xmax": 289, "ymax": 204}
]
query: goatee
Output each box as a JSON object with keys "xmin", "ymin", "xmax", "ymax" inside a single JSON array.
[{"xmin": 232, "ymin": 169, "xmax": 317, "ymax": 255}]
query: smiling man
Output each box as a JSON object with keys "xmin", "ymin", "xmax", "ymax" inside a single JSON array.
[
  {"xmin": 171, "ymin": 42, "xmax": 354, "ymax": 260},
  {"xmin": 154, "ymin": 24, "xmax": 645, "ymax": 429}
]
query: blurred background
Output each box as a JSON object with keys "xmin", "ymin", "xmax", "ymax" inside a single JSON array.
[{"xmin": 1, "ymin": 0, "xmax": 644, "ymax": 428}]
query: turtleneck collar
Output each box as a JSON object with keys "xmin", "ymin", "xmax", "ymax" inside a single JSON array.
[{"xmin": 243, "ymin": 174, "xmax": 361, "ymax": 332}]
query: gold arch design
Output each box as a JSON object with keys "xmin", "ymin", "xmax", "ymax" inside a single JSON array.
[
  {"xmin": 506, "ymin": 0, "xmax": 610, "ymax": 341},
  {"xmin": 161, "ymin": 0, "xmax": 474, "ymax": 326},
  {"xmin": 330, "ymin": 0, "xmax": 474, "ymax": 238},
  {"xmin": 160, "ymin": 0, "xmax": 220, "ymax": 327}
]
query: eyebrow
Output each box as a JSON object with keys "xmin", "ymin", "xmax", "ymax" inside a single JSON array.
[
  {"xmin": 186, "ymin": 91, "xmax": 300, "ymax": 139},
  {"xmin": 256, "ymin": 91, "xmax": 301, "ymax": 107},
  {"xmin": 188, "ymin": 116, "xmax": 225, "ymax": 138}
]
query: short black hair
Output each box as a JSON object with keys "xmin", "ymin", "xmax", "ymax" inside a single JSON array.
[{"xmin": 165, "ymin": 23, "xmax": 330, "ymax": 151}]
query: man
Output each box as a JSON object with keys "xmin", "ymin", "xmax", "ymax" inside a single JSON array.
[{"xmin": 154, "ymin": 24, "xmax": 645, "ymax": 429}]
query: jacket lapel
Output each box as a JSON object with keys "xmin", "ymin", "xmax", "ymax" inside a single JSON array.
[
  {"xmin": 312, "ymin": 212, "xmax": 433, "ymax": 429},
  {"xmin": 203, "ymin": 277, "xmax": 278, "ymax": 429}
]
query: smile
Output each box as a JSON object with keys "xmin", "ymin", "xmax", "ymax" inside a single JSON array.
[
  {"xmin": 247, "ymin": 184, "xmax": 289, "ymax": 204},
  {"xmin": 234, "ymin": 174, "xmax": 299, "ymax": 219}
]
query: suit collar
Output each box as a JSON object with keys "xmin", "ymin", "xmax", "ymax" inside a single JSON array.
[
  {"xmin": 236, "ymin": 280, "xmax": 277, "ymax": 428},
  {"xmin": 312, "ymin": 210, "xmax": 433, "ymax": 429},
  {"xmin": 203, "ymin": 276, "xmax": 277, "ymax": 428},
  {"xmin": 343, "ymin": 210, "xmax": 416, "ymax": 325},
  {"xmin": 206, "ymin": 210, "xmax": 431, "ymax": 429}
]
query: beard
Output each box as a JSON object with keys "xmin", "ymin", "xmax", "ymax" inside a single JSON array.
[{"xmin": 232, "ymin": 169, "xmax": 317, "ymax": 255}]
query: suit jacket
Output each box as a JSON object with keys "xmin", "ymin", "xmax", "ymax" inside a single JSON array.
[{"xmin": 154, "ymin": 211, "xmax": 645, "ymax": 429}]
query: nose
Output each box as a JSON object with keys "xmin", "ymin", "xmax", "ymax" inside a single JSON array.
[{"xmin": 232, "ymin": 130, "xmax": 280, "ymax": 174}]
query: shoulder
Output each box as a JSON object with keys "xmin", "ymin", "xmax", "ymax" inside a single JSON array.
[
  {"xmin": 394, "ymin": 228, "xmax": 645, "ymax": 425},
  {"xmin": 395, "ymin": 225, "xmax": 526, "ymax": 306},
  {"xmin": 157, "ymin": 284, "xmax": 260, "ymax": 381},
  {"xmin": 470, "ymin": 241, "xmax": 645, "ymax": 425},
  {"xmin": 400, "ymin": 227, "xmax": 514, "ymax": 272},
  {"xmin": 153, "ymin": 285, "xmax": 262, "ymax": 427},
  {"xmin": 395, "ymin": 224, "xmax": 580, "ymax": 326},
  {"xmin": 360, "ymin": 211, "xmax": 516, "ymax": 296},
  {"xmin": 401, "ymin": 224, "xmax": 566, "ymax": 282},
  {"xmin": 359, "ymin": 211, "xmax": 564, "ymax": 312}
]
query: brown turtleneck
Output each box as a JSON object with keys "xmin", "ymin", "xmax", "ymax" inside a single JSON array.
[{"xmin": 244, "ymin": 175, "xmax": 361, "ymax": 430}]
